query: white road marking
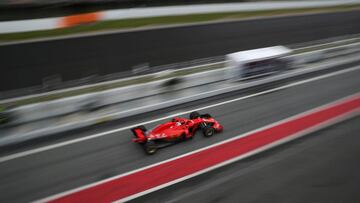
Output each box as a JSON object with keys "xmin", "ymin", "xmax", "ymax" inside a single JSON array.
[
  {"xmin": 38, "ymin": 92, "xmax": 360, "ymax": 203},
  {"xmin": 162, "ymin": 110, "xmax": 360, "ymax": 203},
  {"xmin": 0, "ymin": 65, "xmax": 360, "ymax": 164}
]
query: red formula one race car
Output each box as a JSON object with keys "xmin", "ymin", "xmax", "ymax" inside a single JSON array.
[{"xmin": 131, "ymin": 111, "xmax": 223, "ymax": 154}]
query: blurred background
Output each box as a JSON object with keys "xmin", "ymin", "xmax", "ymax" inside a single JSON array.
[
  {"xmin": 0, "ymin": 0, "xmax": 360, "ymax": 202},
  {"xmin": 0, "ymin": 0, "xmax": 292, "ymax": 20}
]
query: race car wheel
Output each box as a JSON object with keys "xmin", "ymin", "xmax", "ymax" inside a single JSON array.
[
  {"xmin": 203, "ymin": 126, "xmax": 215, "ymax": 137},
  {"xmin": 144, "ymin": 141, "xmax": 157, "ymax": 155},
  {"xmin": 190, "ymin": 111, "xmax": 200, "ymax": 119},
  {"xmin": 201, "ymin": 113, "xmax": 212, "ymax": 118}
]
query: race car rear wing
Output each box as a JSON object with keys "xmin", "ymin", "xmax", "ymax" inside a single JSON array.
[{"xmin": 131, "ymin": 127, "xmax": 147, "ymax": 143}]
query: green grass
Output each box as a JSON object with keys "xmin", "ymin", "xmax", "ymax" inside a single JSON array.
[{"xmin": 1, "ymin": 4, "xmax": 360, "ymax": 42}]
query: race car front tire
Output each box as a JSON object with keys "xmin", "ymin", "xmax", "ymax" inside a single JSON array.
[
  {"xmin": 203, "ymin": 126, "xmax": 215, "ymax": 137},
  {"xmin": 144, "ymin": 141, "xmax": 157, "ymax": 155}
]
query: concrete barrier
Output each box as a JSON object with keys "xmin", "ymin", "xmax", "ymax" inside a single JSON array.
[
  {"xmin": 1, "ymin": 52, "xmax": 359, "ymax": 147},
  {"xmin": 8, "ymin": 43, "xmax": 360, "ymax": 126},
  {"xmin": 6, "ymin": 66, "xmax": 226, "ymax": 125},
  {"xmin": 1, "ymin": 42, "xmax": 360, "ymax": 148},
  {"xmin": 1, "ymin": 0, "xmax": 359, "ymax": 34}
]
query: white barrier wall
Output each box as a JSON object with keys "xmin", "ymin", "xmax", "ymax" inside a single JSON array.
[
  {"xmin": 8, "ymin": 68, "xmax": 226, "ymax": 124},
  {"xmin": 1, "ymin": 45, "xmax": 360, "ymax": 146},
  {"xmin": 6, "ymin": 42, "xmax": 360, "ymax": 125},
  {"xmin": 1, "ymin": 0, "xmax": 359, "ymax": 34}
]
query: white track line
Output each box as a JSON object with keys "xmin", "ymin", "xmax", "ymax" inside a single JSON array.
[
  {"xmin": 1, "ymin": 65, "xmax": 360, "ymax": 164},
  {"xmin": 120, "ymin": 111, "xmax": 360, "ymax": 203},
  {"xmin": 162, "ymin": 109, "xmax": 360, "ymax": 203},
  {"xmin": 38, "ymin": 92, "xmax": 360, "ymax": 203}
]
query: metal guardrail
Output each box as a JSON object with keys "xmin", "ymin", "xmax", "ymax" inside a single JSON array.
[
  {"xmin": 3, "ymin": 42, "xmax": 360, "ymax": 127},
  {"xmin": 1, "ymin": 50, "xmax": 360, "ymax": 147},
  {"xmin": 0, "ymin": 56, "xmax": 225, "ymax": 101},
  {"xmin": 4, "ymin": 67, "xmax": 227, "ymax": 126},
  {"xmin": 3, "ymin": 35, "xmax": 360, "ymax": 102}
]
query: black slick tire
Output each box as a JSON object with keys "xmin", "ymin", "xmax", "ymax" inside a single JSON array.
[
  {"xmin": 190, "ymin": 111, "xmax": 200, "ymax": 119},
  {"xmin": 144, "ymin": 141, "xmax": 157, "ymax": 155},
  {"xmin": 203, "ymin": 126, "xmax": 215, "ymax": 137}
]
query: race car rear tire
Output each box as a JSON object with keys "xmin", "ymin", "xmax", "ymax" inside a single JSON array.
[
  {"xmin": 201, "ymin": 113, "xmax": 212, "ymax": 118},
  {"xmin": 144, "ymin": 141, "xmax": 157, "ymax": 155},
  {"xmin": 190, "ymin": 111, "xmax": 200, "ymax": 119},
  {"xmin": 203, "ymin": 126, "xmax": 215, "ymax": 137}
]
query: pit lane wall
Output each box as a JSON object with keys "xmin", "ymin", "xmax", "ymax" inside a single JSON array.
[
  {"xmin": 6, "ymin": 65, "xmax": 227, "ymax": 125},
  {"xmin": 1, "ymin": 43, "xmax": 360, "ymax": 146},
  {"xmin": 4, "ymin": 42, "xmax": 360, "ymax": 126},
  {"xmin": 1, "ymin": 0, "xmax": 359, "ymax": 34}
]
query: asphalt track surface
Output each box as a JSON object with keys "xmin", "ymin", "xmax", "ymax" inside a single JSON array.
[
  {"xmin": 1, "ymin": 10, "xmax": 360, "ymax": 91},
  {"xmin": 134, "ymin": 115, "xmax": 360, "ymax": 203},
  {"xmin": 0, "ymin": 63, "xmax": 359, "ymax": 202}
]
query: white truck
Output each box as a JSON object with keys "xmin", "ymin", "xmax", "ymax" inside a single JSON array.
[{"xmin": 225, "ymin": 46, "xmax": 292, "ymax": 80}]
